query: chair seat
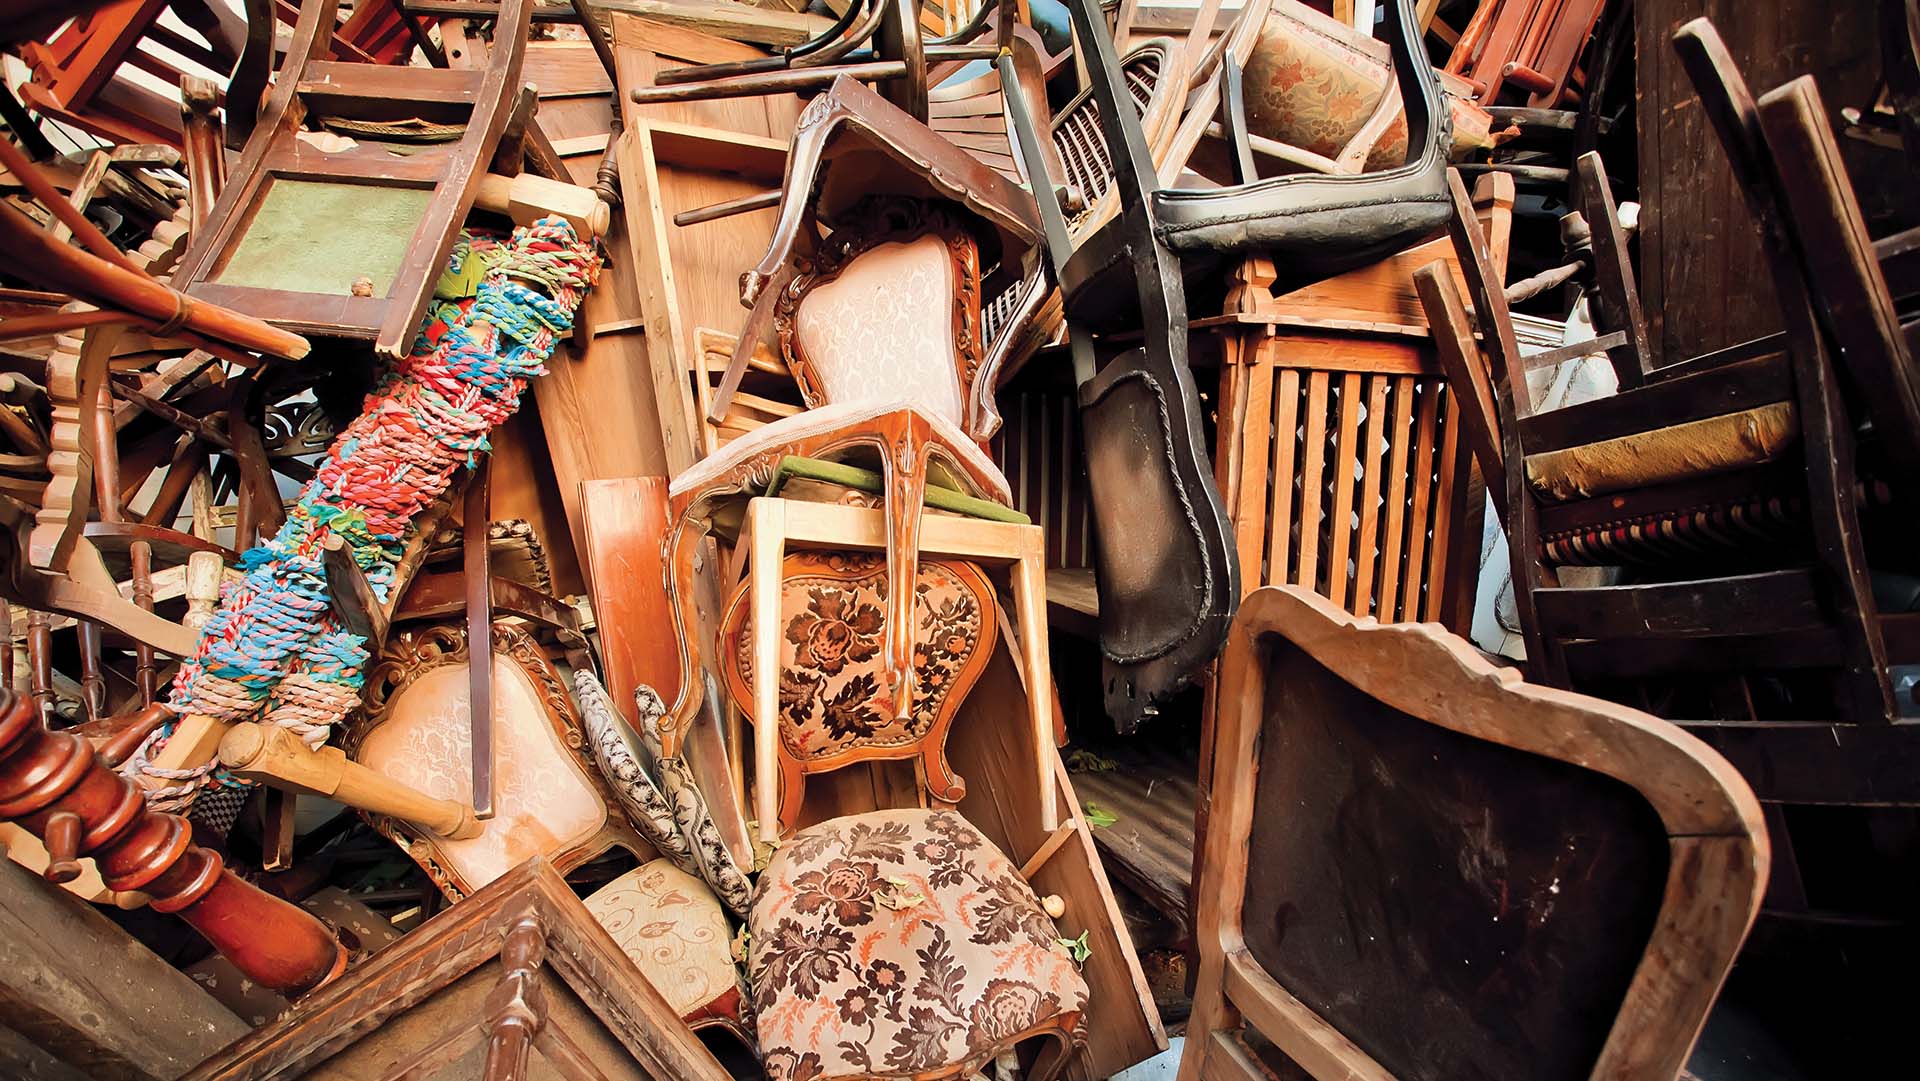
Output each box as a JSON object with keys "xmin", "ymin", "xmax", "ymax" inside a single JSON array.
[
  {"xmin": 748, "ymin": 808, "xmax": 1088, "ymax": 1081},
  {"xmin": 584, "ymin": 859, "xmax": 751, "ymax": 1033},
  {"xmin": 669, "ymin": 400, "xmax": 1011, "ymax": 505},
  {"xmin": 1525, "ymin": 400, "xmax": 1799, "ymax": 503}
]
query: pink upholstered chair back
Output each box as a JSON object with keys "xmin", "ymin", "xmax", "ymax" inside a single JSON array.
[{"xmin": 782, "ymin": 222, "xmax": 986, "ymax": 436}]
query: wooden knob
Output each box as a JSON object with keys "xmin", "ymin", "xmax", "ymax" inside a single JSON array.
[{"xmin": 42, "ymin": 811, "xmax": 81, "ymax": 884}]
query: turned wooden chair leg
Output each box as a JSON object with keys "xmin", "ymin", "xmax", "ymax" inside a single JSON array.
[
  {"xmin": 748, "ymin": 498, "xmax": 787, "ymax": 845},
  {"xmin": 879, "ymin": 417, "xmax": 932, "ymax": 723},
  {"xmin": 1011, "ymin": 529, "xmax": 1058, "ymax": 831}
]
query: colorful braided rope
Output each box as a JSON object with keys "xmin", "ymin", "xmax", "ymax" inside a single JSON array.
[{"xmin": 128, "ymin": 218, "xmax": 602, "ymax": 813}]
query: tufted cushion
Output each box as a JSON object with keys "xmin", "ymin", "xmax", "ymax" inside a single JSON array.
[
  {"xmin": 1525, "ymin": 401, "xmax": 1799, "ymax": 503},
  {"xmin": 794, "ymin": 235, "xmax": 966, "ymax": 426},
  {"xmin": 749, "ymin": 808, "xmax": 1088, "ymax": 1081},
  {"xmin": 718, "ymin": 552, "xmax": 996, "ymax": 768},
  {"xmin": 585, "ymin": 859, "xmax": 750, "ymax": 1032}
]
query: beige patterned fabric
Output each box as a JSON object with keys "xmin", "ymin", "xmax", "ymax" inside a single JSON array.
[
  {"xmin": 718, "ymin": 553, "xmax": 995, "ymax": 764},
  {"xmin": 794, "ymin": 235, "xmax": 965, "ymax": 425},
  {"xmin": 1525, "ymin": 401, "xmax": 1799, "ymax": 502},
  {"xmin": 1245, "ymin": 0, "xmax": 1501, "ymax": 167},
  {"xmin": 585, "ymin": 859, "xmax": 751, "ymax": 1029},
  {"xmin": 750, "ymin": 808, "xmax": 1088, "ymax": 1081}
]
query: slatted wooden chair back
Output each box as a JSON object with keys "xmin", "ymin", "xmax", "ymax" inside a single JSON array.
[
  {"xmin": 171, "ymin": 0, "xmax": 532, "ymax": 359},
  {"xmin": 1185, "ymin": 585, "xmax": 1766, "ymax": 1081}
]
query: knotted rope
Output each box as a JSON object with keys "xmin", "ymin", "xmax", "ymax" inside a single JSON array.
[{"xmin": 127, "ymin": 219, "xmax": 602, "ymax": 814}]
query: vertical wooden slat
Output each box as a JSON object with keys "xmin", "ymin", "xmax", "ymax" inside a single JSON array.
[
  {"xmin": 1056, "ymin": 394, "xmax": 1075, "ymax": 568},
  {"xmin": 1377, "ymin": 375, "xmax": 1416, "ymax": 620},
  {"xmin": 1266, "ymin": 368, "xmax": 1302, "ymax": 589},
  {"xmin": 1295, "ymin": 372, "xmax": 1330, "ymax": 593},
  {"xmin": 1325, "ymin": 373, "xmax": 1362, "ymax": 613},
  {"xmin": 1352, "ymin": 374, "xmax": 1389, "ymax": 618},
  {"xmin": 1402, "ymin": 380, "xmax": 1442, "ymax": 622},
  {"xmin": 1233, "ymin": 358, "xmax": 1274, "ymax": 587},
  {"xmin": 1424, "ymin": 389, "xmax": 1463, "ymax": 623}
]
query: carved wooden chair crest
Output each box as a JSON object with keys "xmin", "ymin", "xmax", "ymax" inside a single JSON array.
[{"xmin": 1186, "ymin": 586, "xmax": 1766, "ymax": 1081}]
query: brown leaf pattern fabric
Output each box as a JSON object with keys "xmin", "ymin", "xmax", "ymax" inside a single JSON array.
[
  {"xmin": 749, "ymin": 809, "xmax": 1087, "ymax": 1080},
  {"xmin": 720, "ymin": 553, "xmax": 994, "ymax": 761}
]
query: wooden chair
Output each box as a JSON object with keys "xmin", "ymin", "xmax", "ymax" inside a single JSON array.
[
  {"xmin": 171, "ymin": 0, "xmax": 533, "ymax": 359},
  {"xmin": 1444, "ymin": 0, "xmax": 1610, "ymax": 107},
  {"xmin": 1185, "ymin": 585, "xmax": 1766, "ymax": 1081},
  {"xmin": 342, "ymin": 620, "xmax": 650, "ymax": 901},
  {"xmin": 14, "ymin": 0, "xmax": 246, "ymax": 146},
  {"xmin": 1415, "ymin": 19, "xmax": 1915, "ymax": 736}
]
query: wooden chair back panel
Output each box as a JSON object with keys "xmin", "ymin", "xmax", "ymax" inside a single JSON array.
[
  {"xmin": 1243, "ymin": 637, "xmax": 1668, "ymax": 1081},
  {"xmin": 1228, "ymin": 350, "xmax": 1475, "ymax": 627}
]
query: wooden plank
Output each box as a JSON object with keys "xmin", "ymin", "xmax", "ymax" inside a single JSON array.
[
  {"xmin": 581, "ymin": 478, "xmax": 684, "ymax": 712},
  {"xmin": 1533, "ymin": 569, "xmax": 1827, "ymax": 640},
  {"xmin": 1266, "ymin": 368, "xmax": 1301, "ymax": 589},
  {"xmin": 596, "ymin": 0, "xmax": 833, "ymax": 47},
  {"xmin": 1375, "ymin": 376, "xmax": 1416, "ymax": 620},
  {"xmin": 1325, "ymin": 373, "xmax": 1361, "ymax": 612},
  {"xmin": 1232, "ymin": 360, "xmax": 1273, "ymax": 589},
  {"xmin": 0, "ymin": 858, "xmax": 247, "ymax": 1081},
  {"xmin": 1351, "ymin": 374, "xmax": 1388, "ymax": 618},
  {"xmin": 1400, "ymin": 382, "xmax": 1441, "ymax": 622},
  {"xmin": 1295, "ymin": 372, "xmax": 1330, "ymax": 593}
]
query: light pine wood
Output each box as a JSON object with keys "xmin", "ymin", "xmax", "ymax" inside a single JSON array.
[
  {"xmin": 597, "ymin": 0, "xmax": 834, "ymax": 46},
  {"xmin": 218, "ymin": 722, "xmax": 482, "ymax": 839},
  {"xmin": 474, "ymin": 170, "xmax": 611, "ymax": 236},
  {"xmin": 1180, "ymin": 586, "xmax": 1768, "ymax": 1081},
  {"xmin": 746, "ymin": 497, "xmax": 784, "ymax": 844},
  {"xmin": 737, "ymin": 497, "xmax": 1062, "ymax": 838}
]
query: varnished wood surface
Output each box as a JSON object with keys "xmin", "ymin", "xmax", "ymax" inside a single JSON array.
[{"xmin": 1184, "ymin": 587, "xmax": 1767, "ymax": 1081}]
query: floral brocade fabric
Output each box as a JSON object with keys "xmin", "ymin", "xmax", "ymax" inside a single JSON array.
[
  {"xmin": 749, "ymin": 808, "xmax": 1088, "ymax": 1081},
  {"xmin": 719, "ymin": 552, "xmax": 995, "ymax": 763}
]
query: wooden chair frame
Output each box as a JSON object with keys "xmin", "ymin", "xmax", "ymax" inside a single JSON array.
[
  {"xmin": 171, "ymin": 0, "xmax": 532, "ymax": 358},
  {"xmin": 1417, "ymin": 20, "xmax": 1904, "ymax": 734},
  {"xmin": 1185, "ymin": 585, "xmax": 1766, "ymax": 1081},
  {"xmin": 345, "ymin": 621, "xmax": 648, "ymax": 900}
]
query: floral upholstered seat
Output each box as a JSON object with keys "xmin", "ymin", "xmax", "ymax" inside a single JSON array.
[{"xmin": 749, "ymin": 808, "xmax": 1088, "ymax": 1081}]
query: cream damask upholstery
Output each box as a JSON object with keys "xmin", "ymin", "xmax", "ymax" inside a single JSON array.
[
  {"xmin": 1525, "ymin": 401, "xmax": 1799, "ymax": 503},
  {"xmin": 749, "ymin": 808, "xmax": 1088, "ymax": 1081},
  {"xmin": 585, "ymin": 859, "xmax": 751, "ymax": 1034},
  {"xmin": 793, "ymin": 234, "xmax": 967, "ymax": 426}
]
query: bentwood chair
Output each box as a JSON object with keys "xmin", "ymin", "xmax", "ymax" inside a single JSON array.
[{"xmin": 1185, "ymin": 585, "xmax": 1765, "ymax": 1081}]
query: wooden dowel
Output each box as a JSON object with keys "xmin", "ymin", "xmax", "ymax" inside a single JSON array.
[
  {"xmin": 629, "ymin": 60, "xmax": 903, "ymax": 104},
  {"xmin": 218, "ymin": 722, "xmax": 483, "ymax": 840},
  {"xmin": 0, "ymin": 308, "xmax": 136, "ymax": 344},
  {"xmin": 0, "ymin": 201, "xmax": 310, "ymax": 360},
  {"xmin": 673, "ymin": 189, "xmax": 781, "ymax": 227}
]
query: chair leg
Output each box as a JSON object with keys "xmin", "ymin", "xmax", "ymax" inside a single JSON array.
[
  {"xmin": 749, "ymin": 499, "xmax": 787, "ymax": 845},
  {"xmin": 1012, "ymin": 533, "xmax": 1058, "ymax": 831},
  {"xmin": 879, "ymin": 418, "xmax": 932, "ymax": 723}
]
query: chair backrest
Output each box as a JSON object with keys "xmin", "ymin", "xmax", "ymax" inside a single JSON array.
[
  {"xmin": 780, "ymin": 202, "xmax": 985, "ymax": 434},
  {"xmin": 1754, "ymin": 73, "xmax": 1920, "ymax": 472},
  {"xmin": 1187, "ymin": 586, "xmax": 1766, "ymax": 1081}
]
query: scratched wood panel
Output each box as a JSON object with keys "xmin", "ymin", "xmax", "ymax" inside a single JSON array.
[{"xmin": 1635, "ymin": 0, "xmax": 1903, "ymax": 363}]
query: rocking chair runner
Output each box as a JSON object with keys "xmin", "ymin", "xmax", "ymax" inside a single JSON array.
[{"xmin": 1185, "ymin": 586, "xmax": 1764, "ymax": 1081}]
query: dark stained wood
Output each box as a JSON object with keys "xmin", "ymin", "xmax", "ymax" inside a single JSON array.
[
  {"xmin": 1679, "ymin": 719, "xmax": 1920, "ymax": 805},
  {"xmin": 0, "ymin": 857, "xmax": 248, "ymax": 1081},
  {"xmin": 1635, "ymin": 0, "xmax": 1908, "ymax": 365},
  {"xmin": 1185, "ymin": 586, "xmax": 1766, "ymax": 1081},
  {"xmin": 1531, "ymin": 569, "xmax": 1827, "ymax": 640}
]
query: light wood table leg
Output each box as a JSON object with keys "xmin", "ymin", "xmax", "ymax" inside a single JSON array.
[
  {"xmin": 749, "ymin": 499, "xmax": 785, "ymax": 845},
  {"xmin": 1011, "ymin": 531, "xmax": 1057, "ymax": 831}
]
